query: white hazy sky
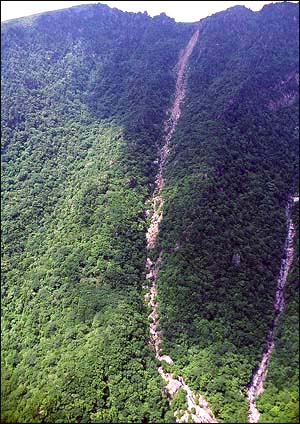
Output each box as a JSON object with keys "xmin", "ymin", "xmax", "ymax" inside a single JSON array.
[{"xmin": 1, "ymin": 1, "xmax": 296, "ymax": 23}]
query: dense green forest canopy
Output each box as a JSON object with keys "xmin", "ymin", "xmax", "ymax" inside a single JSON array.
[
  {"xmin": 155, "ymin": 4, "xmax": 299, "ymax": 421},
  {"xmin": 1, "ymin": 2, "xmax": 299, "ymax": 423}
]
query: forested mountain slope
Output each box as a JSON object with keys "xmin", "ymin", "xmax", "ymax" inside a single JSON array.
[
  {"xmin": 156, "ymin": 3, "xmax": 299, "ymax": 422},
  {"xmin": 1, "ymin": 2, "xmax": 299, "ymax": 423},
  {"xmin": 1, "ymin": 5, "xmax": 193, "ymax": 422}
]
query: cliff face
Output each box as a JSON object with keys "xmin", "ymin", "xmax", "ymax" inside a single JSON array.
[{"xmin": 1, "ymin": 3, "xmax": 299, "ymax": 423}]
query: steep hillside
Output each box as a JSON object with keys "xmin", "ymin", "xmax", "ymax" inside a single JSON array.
[
  {"xmin": 1, "ymin": 4, "xmax": 193, "ymax": 422},
  {"xmin": 1, "ymin": 2, "xmax": 299, "ymax": 423},
  {"xmin": 156, "ymin": 3, "xmax": 299, "ymax": 422},
  {"xmin": 256, "ymin": 201, "xmax": 299, "ymax": 423}
]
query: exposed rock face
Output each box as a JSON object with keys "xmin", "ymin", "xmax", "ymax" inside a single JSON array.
[
  {"xmin": 267, "ymin": 72, "xmax": 299, "ymax": 111},
  {"xmin": 268, "ymin": 91, "xmax": 298, "ymax": 111}
]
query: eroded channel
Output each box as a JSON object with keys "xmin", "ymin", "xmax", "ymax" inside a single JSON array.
[{"xmin": 144, "ymin": 28, "xmax": 217, "ymax": 424}]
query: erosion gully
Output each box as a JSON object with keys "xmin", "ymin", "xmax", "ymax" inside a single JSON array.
[
  {"xmin": 247, "ymin": 196, "xmax": 298, "ymax": 423},
  {"xmin": 144, "ymin": 28, "xmax": 217, "ymax": 424}
]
